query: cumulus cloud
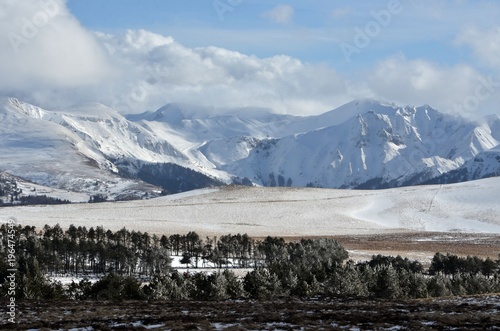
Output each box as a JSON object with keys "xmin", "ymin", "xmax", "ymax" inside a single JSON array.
[
  {"xmin": 97, "ymin": 34, "xmax": 500, "ymax": 118},
  {"xmin": 100, "ymin": 30, "xmax": 357, "ymax": 115},
  {"xmin": 364, "ymin": 54, "xmax": 500, "ymax": 118},
  {"xmin": 0, "ymin": 0, "xmax": 353, "ymax": 116},
  {"xmin": 0, "ymin": 0, "xmax": 113, "ymax": 107},
  {"xmin": 0, "ymin": 1, "xmax": 498, "ymax": 119},
  {"xmin": 262, "ymin": 4, "xmax": 294, "ymax": 25}
]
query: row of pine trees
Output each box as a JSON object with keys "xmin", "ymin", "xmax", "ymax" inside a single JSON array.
[{"xmin": 1, "ymin": 224, "xmax": 499, "ymax": 300}]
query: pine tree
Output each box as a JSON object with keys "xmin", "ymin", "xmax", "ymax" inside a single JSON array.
[{"xmin": 372, "ymin": 265, "xmax": 402, "ymax": 299}]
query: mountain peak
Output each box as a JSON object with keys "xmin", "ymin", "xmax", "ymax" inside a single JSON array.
[
  {"xmin": 59, "ymin": 102, "xmax": 120, "ymax": 117},
  {"xmin": 312, "ymin": 98, "xmax": 401, "ymax": 128},
  {"xmin": 349, "ymin": 97, "xmax": 396, "ymax": 107},
  {"xmin": 148, "ymin": 103, "xmax": 216, "ymax": 123},
  {"xmin": 1, "ymin": 96, "xmax": 499, "ymax": 198}
]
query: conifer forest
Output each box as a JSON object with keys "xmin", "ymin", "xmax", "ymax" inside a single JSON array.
[{"xmin": 1, "ymin": 224, "xmax": 499, "ymax": 302}]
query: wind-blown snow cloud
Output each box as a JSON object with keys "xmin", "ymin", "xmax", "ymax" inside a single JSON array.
[{"xmin": 262, "ymin": 4, "xmax": 294, "ymax": 25}]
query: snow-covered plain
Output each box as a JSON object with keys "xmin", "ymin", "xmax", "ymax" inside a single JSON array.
[{"xmin": 2, "ymin": 177, "xmax": 499, "ymax": 237}]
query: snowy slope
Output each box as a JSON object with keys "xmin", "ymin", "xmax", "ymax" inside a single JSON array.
[
  {"xmin": 0, "ymin": 98, "xmax": 163, "ymax": 199},
  {"xmin": 221, "ymin": 100, "xmax": 499, "ymax": 188},
  {"xmin": 57, "ymin": 102, "xmax": 185, "ymax": 164},
  {"xmin": 0, "ymin": 171, "xmax": 89, "ymax": 203},
  {"xmin": 130, "ymin": 99, "xmax": 500, "ymax": 189},
  {"xmin": 3, "ymin": 177, "xmax": 500, "ymax": 236},
  {"xmin": 127, "ymin": 99, "xmax": 500, "ymax": 189},
  {"xmin": 427, "ymin": 146, "xmax": 500, "ymax": 184},
  {"xmin": 1, "ymin": 96, "xmax": 499, "ymax": 197}
]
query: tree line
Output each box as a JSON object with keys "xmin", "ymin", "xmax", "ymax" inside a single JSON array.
[
  {"xmin": 0, "ymin": 224, "xmax": 499, "ymax": 301},
  {"xmin": 0, "ymin": 174, "xmax": 72, "ymax": 206}
]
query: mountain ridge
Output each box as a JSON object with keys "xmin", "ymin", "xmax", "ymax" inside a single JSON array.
[{"xmin": 1, "ymin": 96, "xmax": 499, "ymax": 200}]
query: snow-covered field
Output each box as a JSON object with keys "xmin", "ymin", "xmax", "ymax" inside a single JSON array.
[{"xmin": 2, "ymin": 177, "xmax": 499, "ymax": 237}]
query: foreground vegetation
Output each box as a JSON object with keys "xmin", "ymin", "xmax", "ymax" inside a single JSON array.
[
  {"xmin": 5, "ymin": 295, "xmax": 500, "ymax": 330},
  {"xmin": 1, "ymin": 224, "xmax": 499, "ymax": 301}
]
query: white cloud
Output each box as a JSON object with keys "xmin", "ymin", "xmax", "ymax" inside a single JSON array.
[
  {"xmin": 330, "ymin": 7, "xmax": 350, "ymax": 20},
  {"xmin": 262, "ymin": 4, "xmax": 294, "ymax": 25},
  {"xmin": 100, "ymin": 30, "xmax": 356, "ymax": 115},
  {"xmin": 364, "ymin": 54, "xmax": 500, "ymax": 118},
  {"xmin": 0, "ymin": 0, "xmax": 113, "ymax": 106},
  {"xmin": 456, "ymin": 26, "xmax": 500, "ymax": 69},
  {"xmin": 0, "ymin": 1, "xmax": 498, "ymax": 120},
  {"xmin": 0, "ymin": 1, "xmax": 353, "ymax": 116}
]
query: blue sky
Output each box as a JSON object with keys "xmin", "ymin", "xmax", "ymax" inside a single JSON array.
[
  {"xmin": 66, "ymin": 0, "xmax": 497, "ymax": 71},
  {"xmin": 2, "ymin": 1, "xmax": 500, "ymax": 117}
]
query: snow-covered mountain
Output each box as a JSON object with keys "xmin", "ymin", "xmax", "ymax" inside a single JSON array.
[
  {"xmin": 0, "ymin": 97, "xmax": 499, "ymax": 199},
  {"xmin": 0, "ymin": 97, "xmax": 178, "ymax": 200},
  {"xmin": 222, "ymin": 100, "xmax": 499, "ymax": 188},
  {"xmin": 425, "ymin": 146, "xmax": 500, "ymax": 184}
]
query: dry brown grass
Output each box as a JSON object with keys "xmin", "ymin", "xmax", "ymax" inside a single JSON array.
[
  {"xmin": 272, "ymin": 232, "xmax": 500, "ymax": 264},
  {"xmin": 332, "ymin": 232, "xmax": 500, "ymax": 261}
]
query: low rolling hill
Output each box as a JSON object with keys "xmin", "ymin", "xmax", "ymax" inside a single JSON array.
[{"xmin": 3, "ymin": 177, "xmax": 499, "ymax": 237}]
